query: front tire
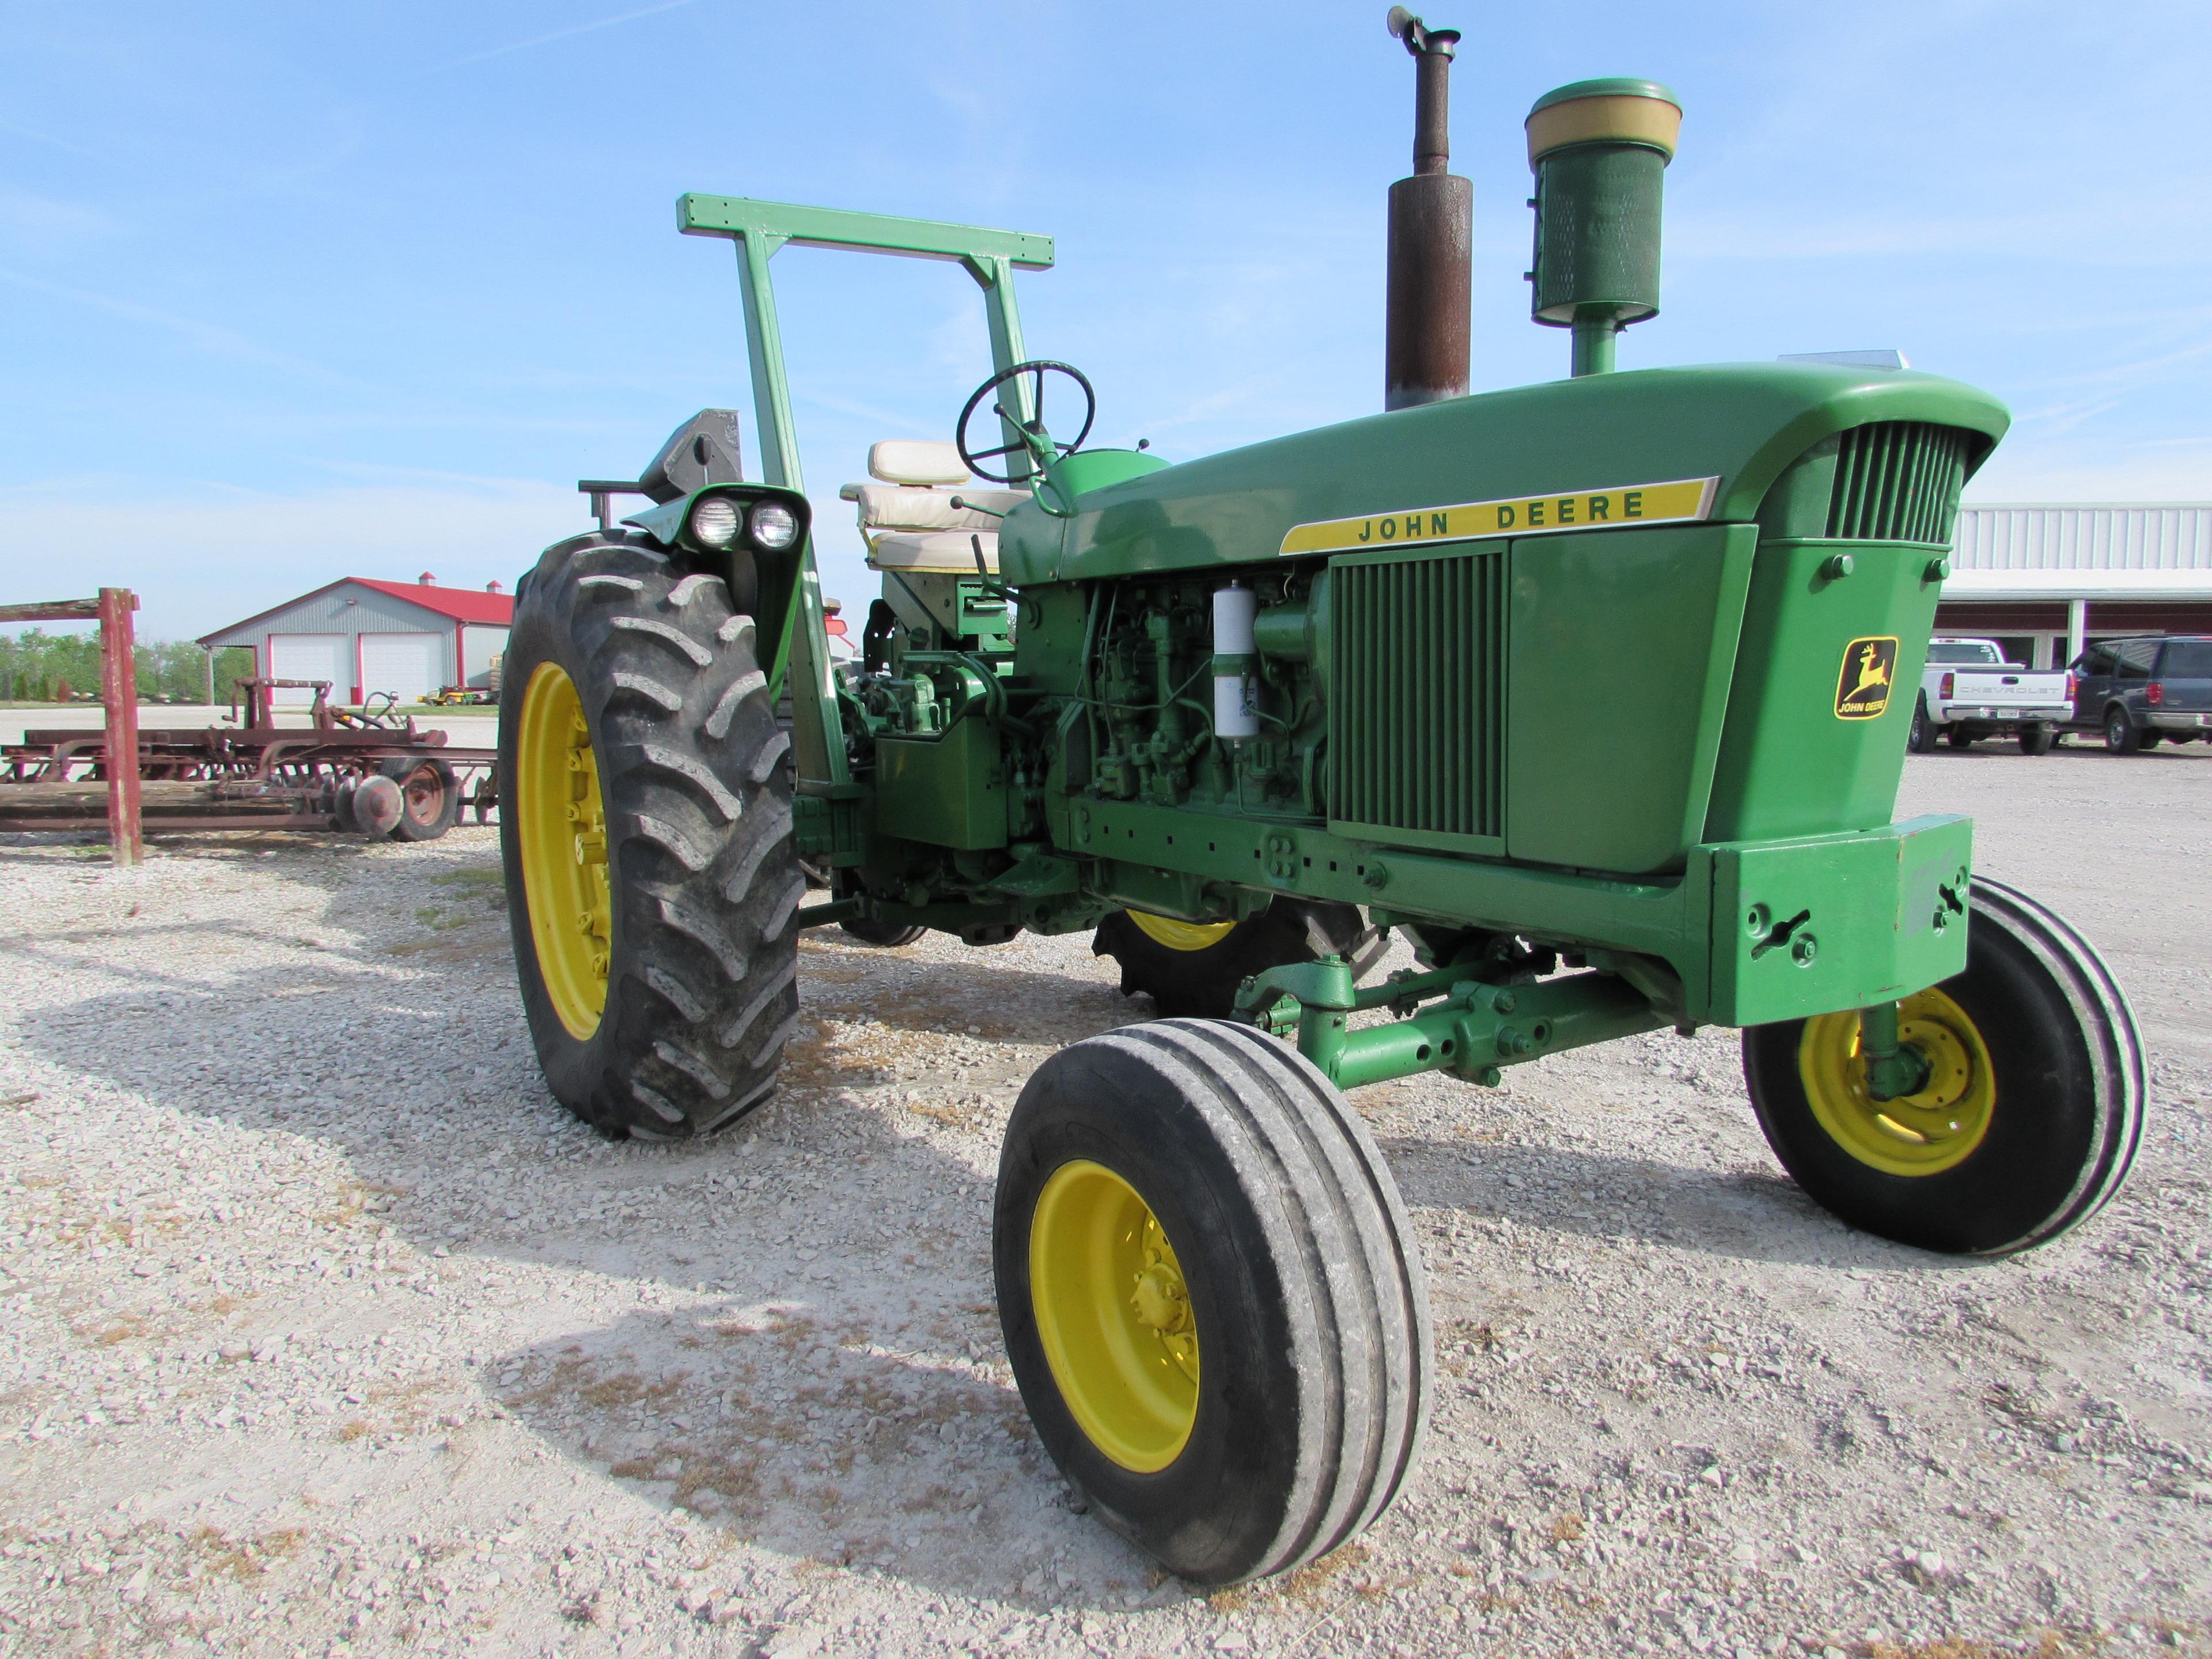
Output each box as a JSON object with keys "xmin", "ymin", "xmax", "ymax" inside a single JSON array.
[
  {"xmin": 1742, "ymin": 878, "xmax": 2143, "ymax": 1254},
  {"xmin": 499, "ymin": 532, "xmax": 802, "ymax": 1141},
  {"xmin": 994, "ymin": 1019, "xmax": 1430, "ymax": 1584}
]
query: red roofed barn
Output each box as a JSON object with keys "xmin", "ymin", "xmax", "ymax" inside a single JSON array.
[{"xmin": 198, "ymin": 574, "xmax": 514, "ymax": 705}]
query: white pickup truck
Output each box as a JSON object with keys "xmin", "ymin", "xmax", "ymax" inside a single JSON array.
[{"xmin": 1907, "ymin": 638, "xmax": 2073, "ymax": 755}]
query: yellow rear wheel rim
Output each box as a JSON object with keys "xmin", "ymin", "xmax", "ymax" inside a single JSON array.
[
  {"xmin": 516, "ymin": 662, "xmax": 611, "ymax": 1040},
  {"xmin": 1030, "ymin": 1160, "xmax": 1200, "ymax": 1473},
  {"xmin": 1798, "ymin": 988, "xmax": 1995, "ymax": 1176},
  {"xmin": 1126, "ymin": 911, "xmax": 1237, "ymax": 952}
]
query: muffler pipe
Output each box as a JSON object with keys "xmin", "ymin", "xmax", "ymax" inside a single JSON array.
[{"xmin": 1383, "ymin": 8, "xmax": 1472, "ymax": 411}]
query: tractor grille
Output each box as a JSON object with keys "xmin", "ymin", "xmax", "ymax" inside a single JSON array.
[
  {"xmin": 1330, "ymin": 550, "xmax": 1506, "ymax": 842},
  {"xmin": 1826, "ymin": 422, "xmax": 1969, "ymax": 544}
]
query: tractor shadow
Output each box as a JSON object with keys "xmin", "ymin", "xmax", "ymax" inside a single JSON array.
[
  {"xmin": 1373, "ymin": 1128, "xmax": 1975, "ymax": 1272},
  {"xmin": 487, "ymin": 1302, "xmax": 1156, "ymax": 1609}
]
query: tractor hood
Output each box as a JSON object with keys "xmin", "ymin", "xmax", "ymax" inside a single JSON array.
[{"xmin": 996, "ymin": 362, "xmax": 2008, "ymax": 586}]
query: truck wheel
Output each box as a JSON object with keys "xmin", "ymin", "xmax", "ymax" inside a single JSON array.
[
  {"xmin": 381, "ymin": 756, "xmax": 460, "ymax": 842},
  {"xmin": 1944, "ymin": 724, "xmax": 1975, "ymax": 750},
  {"xmin": 840, "ymin": 918, "xmax": 927, "ymax": 948},
  {"xmin": 994, "ymin": 1018, "xmax": 1430, "ymax": 1584},
  {"xmin": 2104, "ymin": 707, "xmax": 2141, "ymax": 753},
  {"xmin": 2018, "ymin": 724, "xmax": 2053, "ymax": 756},
  {"xmin": 499, "ymin": 531, "xmax": 801, "ymax": 1141},
  {"xmin": 1092, "ymin": 899, "xmax": 1355, "ymax": 1020},
  {"xmin": 1741, "ymin": 878, "xmax": 2142, "ymax": 1255},
  {"xmin": 1907, "ymin": 695, "xmax": 1937, "ymax": 754}
]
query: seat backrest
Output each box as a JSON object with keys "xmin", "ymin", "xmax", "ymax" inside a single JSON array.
[{"xmin": 868, "ymin": 440, "xmax": 969, "ymax": 486}]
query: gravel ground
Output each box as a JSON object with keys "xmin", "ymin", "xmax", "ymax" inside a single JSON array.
[{"xmin": 1, "ymin": 744, "xmax": 2206, "ymax": 1659}]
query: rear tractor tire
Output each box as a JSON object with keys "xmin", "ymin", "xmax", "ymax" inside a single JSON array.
[
  {"xmin": 1092, "ymin": 898, "xmax": 1362, "ymax": 1020},
  {"xmin": 499, "ymin": 531, "xmax": 803, "ymax": 1141},
  {"xmin": 994, "ymin": 1018, "xmax": 1429, "ymax": 1584},
  {"xmin": 1742, "ymin": 877, "xmax": 2143, "ymax": 1255}
]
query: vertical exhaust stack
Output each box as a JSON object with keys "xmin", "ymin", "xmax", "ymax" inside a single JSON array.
[
  {"xmin": 1525, "ymin": 79, "xmax": 1683, "ymax": 377},
  {"xmin": 1382, "ymin": 8, "xmax": 1472, "ymax": 411}
]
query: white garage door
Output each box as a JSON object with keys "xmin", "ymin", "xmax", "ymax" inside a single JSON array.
[
  {"xmin": 360, "ymin": 632, "xmax": 442, "ymax": 705},
  {"xmin": 267, "ymin": 634, "xmax": 346, "ymax": 706}
]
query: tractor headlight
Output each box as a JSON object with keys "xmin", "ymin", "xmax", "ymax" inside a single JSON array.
[
  {"xmin": 687, "ymin": 495, "xmax": 741, "ymax": 548},
  {"xmin": 749, "ymin": 502, "xmax": 800, "ymax": 551}
]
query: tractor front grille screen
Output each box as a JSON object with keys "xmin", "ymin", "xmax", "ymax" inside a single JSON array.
[
  {"xmin": 1827, "ymin": 422, "xmax": 1969, "ymax": 544},
  {"xmin": 1330, "ymin": 550, "xmax": 1506, "ymax": 843}
]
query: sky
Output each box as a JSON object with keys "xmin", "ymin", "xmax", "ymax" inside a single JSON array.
[{"xmin": 2, "ymin": 0, "xmax": 2208, "ymax": 643}]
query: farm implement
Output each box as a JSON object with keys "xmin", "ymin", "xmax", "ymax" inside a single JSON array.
[
  {"xmin": 496, "ymin": 16, "xmax": 2143, "ymax": 1584},
  {"xmin": 1, "ymin": 677, "xmax": 492, "ymax": 840}
]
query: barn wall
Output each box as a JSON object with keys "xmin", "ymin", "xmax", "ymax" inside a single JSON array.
[{"xmin": 202, "ymin": 584, "xmax": 462, "ymax": 701}]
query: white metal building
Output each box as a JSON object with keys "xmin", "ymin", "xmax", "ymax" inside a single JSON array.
[
  {"xmin": 199, "ymin": 575, "xmax": 513, "ymax": 706},
  {"xmin": 1940, "ymin": 503, "xmax": 2212, "ymax": 668}
]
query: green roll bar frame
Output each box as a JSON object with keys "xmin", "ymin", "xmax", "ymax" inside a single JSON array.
[{"xmin": 676, "ymin": 194, "xmax": 1055, "ymax": 797}]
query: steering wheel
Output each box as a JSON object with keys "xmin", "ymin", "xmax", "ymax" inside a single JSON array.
[{"xmin": 955, "ymin": 359, "xmax": 1096, "ymax": 484}]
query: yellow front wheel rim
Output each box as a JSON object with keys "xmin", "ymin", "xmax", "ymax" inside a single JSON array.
[
  {"xmin": 1127, "ymin": 911, "xmax": 1237, "ymax": 953},
  {"xmin": 1030, "ymin": 1160, "xmax": 1200, "ymax": 1473},
  {"xmin": 1798, "ymin": 988, "xmax": 1995, "ymax": 1176},
  {"xmin": 516, "ymin": 662, "xmax": 612, "ymax": 1040}
]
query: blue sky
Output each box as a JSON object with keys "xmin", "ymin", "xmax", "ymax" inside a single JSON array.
[{"xmin": 2, "ymin": 0, "xmax": 2207, "ymax": 643}]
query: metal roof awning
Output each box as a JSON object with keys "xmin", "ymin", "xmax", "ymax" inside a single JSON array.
[{"xmin": 1939, "ymin": 569, "xmax": 2212, "ymax": 603}]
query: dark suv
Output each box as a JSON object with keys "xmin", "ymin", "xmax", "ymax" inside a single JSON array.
[{"xmin": 2064, "ymin": 635, "xmax": 2212, "ymax": 753}]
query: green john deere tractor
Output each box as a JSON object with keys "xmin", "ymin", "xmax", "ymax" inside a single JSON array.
[{"xmin": 499, "ymin": 21, "xmax": 2142, "ymax": 1585}]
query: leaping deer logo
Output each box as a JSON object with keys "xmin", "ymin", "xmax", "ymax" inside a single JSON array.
[
  {"xmin": 1835, "ymin": 637, "xmax": 1899, "ymax": 719},
  {"xmin": 1851, "ymin": 644, "xmax": 1891, "ymax": 698}
]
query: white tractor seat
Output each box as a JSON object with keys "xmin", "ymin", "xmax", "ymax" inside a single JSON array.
[
  {"xmin": 871, "ymin": 530, "xmax": 1000, "ymax": 573},
  {"xmin": 840, "ymin": 437, "xmax": 1025, "ymax": 573},
  {"xmin": 840, "ymin": 483, "xmax": 1024, "ymax": 533}
]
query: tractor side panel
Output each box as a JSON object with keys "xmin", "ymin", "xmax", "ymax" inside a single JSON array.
[
  {"xmin": 1503, "ymin": 522, "xmax": 1757, "ymax": 874},
  {"xmin": 874, "ymin": 720, "xmax": 1009, "ymax": 850},
  {"xmin": 1702, "ymin": 539, "xmax": 1942, "ymax": 846}
]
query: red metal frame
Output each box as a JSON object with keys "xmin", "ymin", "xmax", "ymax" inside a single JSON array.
[{"xmin": 0, "ymin": 590, "xmax": 143, "ymax": 865}]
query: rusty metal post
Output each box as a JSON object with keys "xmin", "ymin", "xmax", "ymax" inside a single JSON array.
[
  {"xmin": 97, "ymin": 587, "xmax": 143, "ymax": 866},
  {"xmin": 1384, "ymin": 10, "xmax": 1472, "ymax": 410}
]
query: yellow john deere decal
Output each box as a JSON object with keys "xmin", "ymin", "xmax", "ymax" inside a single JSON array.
[
  {"xmin": 1835, "ymin": 637, "xmax": 1899, "ymax": 720},
  {"xmin": 1278, "ymin": 476, "xmax": 1719, "ymax": 557}
]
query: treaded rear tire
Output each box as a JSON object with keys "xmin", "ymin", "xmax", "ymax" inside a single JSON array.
[
  {"xmin": 994, "ymin": 1017, "xmax": 1430, "ymax": 1584},
  {"xmin": 1092, "ymin": 899, "xmax": 1354, "ymax": 1020},
  {"xmin": 1743, "ymin": 876, "xmax": 2145, "ymax": 1254},
  {"xmin": 499, "ymin": 531, "xmax": 802, "ymax": 1141}
]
